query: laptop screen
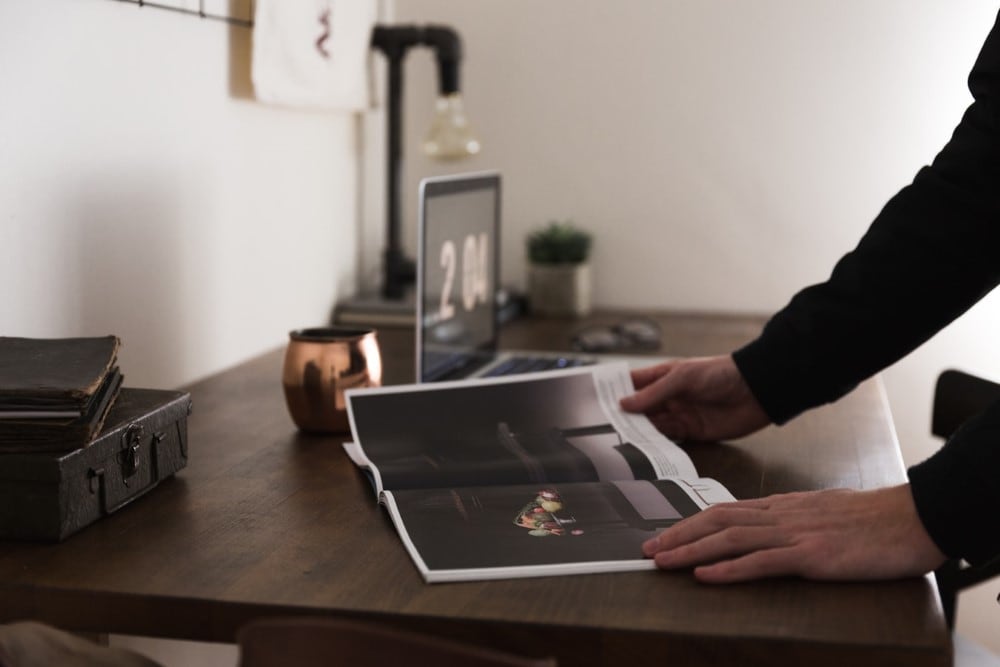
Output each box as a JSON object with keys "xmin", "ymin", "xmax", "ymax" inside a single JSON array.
[{"xmin": 417, "ymin": 172, "xmax": 501, "ymax": 382}]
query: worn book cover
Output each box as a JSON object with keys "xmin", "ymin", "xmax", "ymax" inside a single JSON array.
[
  {"xmin": 0, "ymin": 336, "xmax": 122, "ymax": 452},
  {"xmin": 0, "ymin": 336, "xmax": 120, "ymax": 409}
]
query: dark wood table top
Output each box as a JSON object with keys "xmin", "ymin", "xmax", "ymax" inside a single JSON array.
[{"xmin": 0, "ymin": 311, "xmax": 950, "ymax": 666}]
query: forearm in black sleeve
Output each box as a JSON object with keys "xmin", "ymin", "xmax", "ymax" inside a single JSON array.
[{"xmin": 732, "ymin": 14, "xmax": 1000, "ymax": 424}]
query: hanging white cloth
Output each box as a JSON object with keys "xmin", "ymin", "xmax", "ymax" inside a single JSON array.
[{"xmin": 252, "ymin": 0, "xmax": 377, "ymax": 111}]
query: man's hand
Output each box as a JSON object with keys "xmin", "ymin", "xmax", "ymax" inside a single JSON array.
[
  {"xmin": 643, "ymin": 484, "xmax": 948, "ymax": 583},
  {"xmin": 619, "ymin": 355, "xmax": 770, "ymax": 442}
]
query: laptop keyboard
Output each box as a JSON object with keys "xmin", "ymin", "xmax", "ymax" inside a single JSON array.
[{"xmin": 482, "ymin": 354, "xmax": 594, "ymax": 378}]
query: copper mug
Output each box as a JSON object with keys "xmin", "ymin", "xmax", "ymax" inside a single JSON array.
[{"xmin": 282, "ymin": 327, "xmax": 383, "ymax": 433}]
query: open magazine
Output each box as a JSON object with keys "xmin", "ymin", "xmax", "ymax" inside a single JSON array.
[{"xmin": 344, "ymin": 362, "xmax": 735, "ymax": 583}]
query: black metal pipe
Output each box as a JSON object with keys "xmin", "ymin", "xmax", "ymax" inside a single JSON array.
[{"xmin": 371, "ymin": 24, "xmax": 464, "ymax": 300}]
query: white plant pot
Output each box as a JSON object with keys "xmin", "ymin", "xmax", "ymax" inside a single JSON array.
[{"xmin": 528, "ymin": 262, "xmax": 592, "ymax": 317}]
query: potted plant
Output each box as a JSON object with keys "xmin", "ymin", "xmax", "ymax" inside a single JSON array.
[{"xmin": 525, "ymin": 220, "xmax": 593, "ymax": 317}]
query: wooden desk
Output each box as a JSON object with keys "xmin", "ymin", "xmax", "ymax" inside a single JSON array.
[{"xmin": 0, "ymin": 311, "xmax": 950, "ymax": 666}]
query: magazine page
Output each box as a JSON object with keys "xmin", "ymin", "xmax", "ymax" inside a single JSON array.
[
  {"xmin": 382, "ymin": 477, "xmax": 735, "ymax": 583},
  {"xmin": 588, "ymin": 363, "xmax": 698, "ymax": 479},
  {"xmin": 345, "ymin": 363, "xmax": 697, "ymax": 495}
]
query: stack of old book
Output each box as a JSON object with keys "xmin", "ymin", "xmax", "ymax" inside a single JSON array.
[
  {"xmin": 0, "ymin": 336, "xmax": 123, "ymax": 453},
  {"xmin": 0, "ymin": 335, "xmax": 192, "ymax": 541}
]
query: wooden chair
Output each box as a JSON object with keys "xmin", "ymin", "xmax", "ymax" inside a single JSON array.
[
  {"xmin": 236, "ymin": 617, "xmax": 557, "ymax": 667},
  {"xmin": 931, "ymin": 369, "xmax": 1000, "ymax": 629}
]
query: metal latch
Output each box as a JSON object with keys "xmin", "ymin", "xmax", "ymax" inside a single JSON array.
[{"xmin": 120, "ymin": 422, "xmax": 144, "ymax": 485}]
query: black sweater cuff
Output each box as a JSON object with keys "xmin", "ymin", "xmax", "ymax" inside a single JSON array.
[{"xmin": 908, "ymin": 400, "xmax": 1000, "ymax": 564}]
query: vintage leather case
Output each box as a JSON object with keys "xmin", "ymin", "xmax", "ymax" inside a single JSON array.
[{"xmin": 0, "ymin": 388, "xmax": 191, "ymax": 541}]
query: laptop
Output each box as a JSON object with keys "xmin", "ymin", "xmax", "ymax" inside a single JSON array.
[{"xmin": 416, "ymin": 171, "xmax": 597, "ymax": 382}]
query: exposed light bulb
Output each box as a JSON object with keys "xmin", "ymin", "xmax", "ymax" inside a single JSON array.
[{"xmin": 423, "ymin": 93, "xmax": 481, "ymax": 160}]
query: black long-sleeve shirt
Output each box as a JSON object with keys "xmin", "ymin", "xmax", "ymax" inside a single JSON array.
[{"xmin": 731, "ymin": 11, "xmax": 1000, "ymax": 565}]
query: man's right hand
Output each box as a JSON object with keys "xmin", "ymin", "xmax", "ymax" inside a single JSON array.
[
  {"xmin": 619, "ymin": 355, "xmax": 771, "ymax": 442},
  {"xmin": 641, "ymin": 484, "xmax": 947, "ymax": 583}
]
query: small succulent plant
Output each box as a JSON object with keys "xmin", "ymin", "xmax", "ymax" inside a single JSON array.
[{"xmin": 526, "ymin": 221, "xmax": 592, "ymax": 265}]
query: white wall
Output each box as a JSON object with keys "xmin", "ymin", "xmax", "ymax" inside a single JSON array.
[
  {"xmin": 392, "ymin": 0, "xmax": 996, "ymax": 313},
  {"xmin": 0, "ymin": 0, "xmax": 361, "ymax": 390},
  {"xmin": 393, "ymin": 0, "xmax": 1000, "ymax": 653},
  {"xmin": 1, "ymin": 3, "xmax": 362, "ymax": 664}
]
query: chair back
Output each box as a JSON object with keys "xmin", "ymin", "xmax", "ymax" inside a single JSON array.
[
  {"xmin": 237, "ymin": 617, "xmax": 557, "ymax": 667},
  {"xmin": 931, "ymin": 369, "xmax": 1000, "ymax": 439}
]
